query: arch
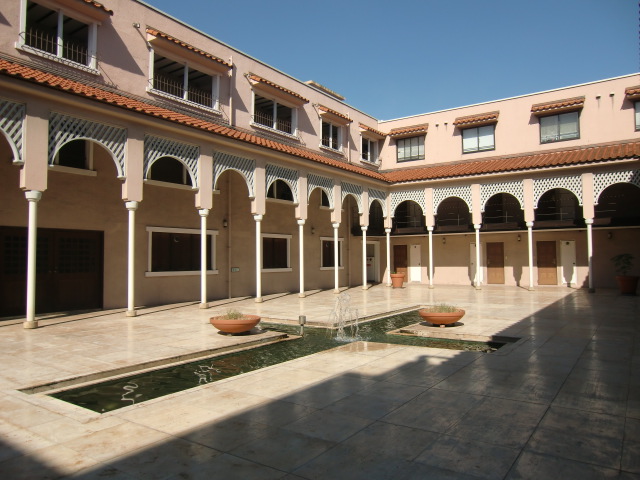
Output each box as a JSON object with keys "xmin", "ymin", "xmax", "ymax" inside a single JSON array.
[
  {"xmin": 307, "ymin": 173, "xmax": 334, "ymax": 208},
  {"xmin": 482, "ymin": 193, "xmax": 524, "ymax": 229},
  {"xmin": 213, "ymin": 151, "xmax": 255, "ymax": 198},
  {"xmin": 594, "ymin": 170, "xmax": 640, "ymax": 204},
  {"xmin": 433, "ymin": 186, "xmax": 471, "ymax": 214},
  {"xmin": 368, "ymin": 200, "xmax": 385, "ymax": 235},
  {"xmin": 533, "ymin": 175, "xmax": 582, "ymax": 208},
  {"xmin": 342, "ymin": 192, "xmax": 363, "ymax": 214},
  {"xmin": 266, "ymin": 163, "xmax": 298, "ymax": 203},
  {"xmin": 215, "ymin": 168, "xmax": 253, "ymax": 198},
  {"xmin": 144, "ymin": 135, "xmax": 199, "ymax": 187},
  {"xmin": 391, "ymin": 189, "xmax": 425, "ymax": 217},
  {"xmin": 267, "ymin": 179, "xmax": 294, "ymax": 201},
  {"xmin": 146, "ymin": 156, "xmax": 195, "ymax": 187},
  {"xmin": 594, "ymin": 183, "xmax": 640, "ymax": 226},
  {"xmin": 368, "ymin": 188, "xmax": 388, "ymax": 218},
  {"xmin": 308, "ymin": 185, "xmax": 333, "ymax": 208},
  {"xmin": 534, "ymin": 188, "xmax": 583, "ymax": 226},
  {"xmin": 393, "ymin": 200, "xmax": 425, "ymax": 233},
  {"xmin": 435, "ymin": 196, "xmax": 472, "ymax": 232},
  {"xmin": 341, "ymin": 181, "xmax": 363, "ymax": 214},
  {"xmin": 0, "ymin": 99, "xmax": 25, "ymax": 164}
]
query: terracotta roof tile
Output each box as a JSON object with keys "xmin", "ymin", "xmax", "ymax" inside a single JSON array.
[
  {"xmin": 359, "ymin": 123, "xmax": 386, "ymax": 137},
  {"xmin": 388, "ymin": 123, "xmax": 429, "ymax": 137},
  {"xmin": 146, "ymin": 28, "xmax": 232, "ymax": 68},
  {"xmin": 318, "ymin": 105, "xmax": 352, "ymax": 122},
  {"xmin": 453, "ymin": 111, "xmax": 499, "ymax": 127},
  {"xmin": 625, "ymin": 86, "xmax": 640, "ymax": 99},
  {"xmin": 81, "ymin": 0, "xmax": 113, "ymax": 15},
  {"xmin": 247, "ymin": 74, "xmax": 309, "ymax": 102},
  {"xmin": 531, "ymin": 96, "xmax": 585, "ymax": 114}
]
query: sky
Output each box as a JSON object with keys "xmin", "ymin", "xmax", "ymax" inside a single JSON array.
[{"xmin": 142, "ymin": 0, "xmax": 637, "ymax": 120}]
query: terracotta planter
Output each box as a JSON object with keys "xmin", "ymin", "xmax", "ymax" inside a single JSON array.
[
  {"xmin": 210, "ymin": 315, "xmax": 261, "ymax": 334},
  {"xmin": 418, "ymin": 308, "xmax": 465, "ymax": 328},
  {"xmin": 615, "ymin": 275, "xmax": 639, "ymax": 295},
  {"xmin": 390, "ymin": 273, "xmax": 405, "ymax": 288}
]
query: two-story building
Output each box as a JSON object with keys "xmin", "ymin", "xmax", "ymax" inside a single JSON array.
[{"xmin": 0, "ymin": 0, "xmax": 638, "ymax": 327}]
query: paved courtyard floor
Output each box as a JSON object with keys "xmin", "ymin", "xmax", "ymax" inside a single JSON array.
[{"xmin": 0, "ymin": 284, "xmax": 638, "ymax": 479}]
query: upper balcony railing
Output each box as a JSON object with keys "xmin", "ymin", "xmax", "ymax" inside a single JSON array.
[
  {"xmin": 22, "ymin": 28, "xmax": 89, "ymax": 67},
  {"xmin": 252, "ymin": 111, "xmax": 293, "ymax": 135}
]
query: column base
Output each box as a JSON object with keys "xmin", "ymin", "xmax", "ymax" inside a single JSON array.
[
  {"xmin": 588, "ymin": 288, "xmax": 596, "ymax": 293},
  {"xmin": 126, "ymin": 310, "xmax": 137, "ymax": 317},
  {"xmin": 199, "ymin": 302, "xmax": 209, "ymax": 309},
  {"xmin": 362, "ymin": 284, "xmax": 370, "ymax": 290},
  {"xmin": 386, "ymin": 283, "xmax": 392, "ymax": 287},
  {"xmin": 474, "ymin": 285, "xmax": 482, "ymax": 290},
  {"xmin": 298, "ymin": 293, "xmax": 306, "ymax": 298},
  {"xmin": 333, "ymin": 289, "xmax": 340, "ymax": 294},
  {"xmin": 23, "ymin": 320, "xmax": 38, "ymax": 329},
  {"xmin": 528, "ymin": 286, "xmax": 535, "ymax": 291},
  {"xmin": 255, "ymin": 297, "xmax": 263, "ymax": 303}
]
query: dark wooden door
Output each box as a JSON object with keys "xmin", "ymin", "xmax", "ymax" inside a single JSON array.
[
  {"xmin": 393, "ymin": 245, "xmax": 408, "ymax": 278},
  {"xmin": 486, "ymin": 242, "xmax": 505, "ymax": 284},
  {"xmin": 0, "ymin": 227, "xmax": 103, "ymax": 317},
  {"xmin": 537, "ymin": 241, "xmax": 557, "ymax": 285}
]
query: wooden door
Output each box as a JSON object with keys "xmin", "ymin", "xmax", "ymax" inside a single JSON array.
[
  {"xmin": 537, "ymin": 241, "xmax": 557, "ymax": 285},
  {"xmin": 393, "ymin": 245, "xmax": 408, "ymax": 278},
  {"xmin": 486, "ymin": 242, "xmax": 505, "ymax": 284}
]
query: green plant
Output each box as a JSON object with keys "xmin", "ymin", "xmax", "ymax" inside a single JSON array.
[
  {"xmin": 222, "ymin": 309, "xmax": 245, "ymax": 319},
  {"xmin": 611, "ymin": 253, "xmax": 634, "ymax": 276},
  {"xmin": 421, "ymin": 303, "xmax": 459, "ymax": 313}
]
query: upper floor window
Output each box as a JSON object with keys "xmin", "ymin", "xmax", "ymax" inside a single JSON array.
[
  {"xmin": 262, "ymin": 234, "xmax": 291, "ymax": 271},
  {"xmin": 148, "ymin": 157, "xmax": 192, "ymax": 187},
  {"xmin": 635, "ymin": 102, "xmax": 640, "ymax": 131},
  {"xmin": 55, "ymin": 140, "xmax": 91, "ymax": 170},
  {"xmin": 151, "ymin": 54, "xmax": 219, "ymax": 110},
  {"xmin": 253, "ymin": 95, "xmax": 295, "ymax": 135},
  {"xmin": 321, "ymin": 238, "xmax": 343, "ymax": 269},
  {"xmin": 361, "ymin": 137, "xmax": 378, "ymax": 163},
  {"xmin": 539, "ymin": 111, "xmax": 579, "ymax": 144},
  {"xmin": 462, "ymin": 125, "xmax": 495, "ymax": 153},
  {"xmin": 21, "ymin": 0, "xmax": 98, "ymax": 71},
  {"xmin": 147, "ymin": 227, "xmax": 216, "ymax": 276},
  {"xmin": 267, "ymin": 180, "xmax": 294, "ymax": 202},
  {"xmin": 321, "ymin": 121, "xmax": 342, "ymax": 151},
  {"xmin": 397, "ymin": 136, "xmax": 424, "ymax": 161}
]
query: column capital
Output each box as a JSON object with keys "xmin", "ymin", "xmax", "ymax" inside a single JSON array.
[
  {"xmin": 473, "ymin": 224, "xmax": 481, "ymax": 230},
  {"xmin": 25, "ymin": 190, "xmax": 42, "ymax": 202},
  {"xmin": 332, "ymin": 222, "xmax": 340, "ymax": 229},
  {"xmin": 253, "ymin": 214, "xmax": 263, "ymax": 222},
  {"xmin": 125, "ymin": 201, "xmax": 139, "ymax": 211},
  {"xmin": 361, "ymin": 226, "xmax": 368, "ymax": 232},
  {"xmin": 384, "ymin": 228, "xmax": 391, "ymax": 234},
  {"xmin": 526, "ymin": 221, "xmax": 534, "ymax": 228},
  {"xmin": 297, "ymin": 219, "xmax": 306, "ymax": 226},
  {"xmin": 427, "ymin": 226, "xmax": 434, "ymax": 232},
  {"xmin": 199, "ymin": 208, "xmax": 210, "ymax": 217},
  {"xmin": 585, "ymin": 218, "xmax": 594, "ymax": 225}
]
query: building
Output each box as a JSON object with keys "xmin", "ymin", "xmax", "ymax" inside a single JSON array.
[{"xmin": 0, "ymin": 0, "xmax": 638, "ymax": 328}]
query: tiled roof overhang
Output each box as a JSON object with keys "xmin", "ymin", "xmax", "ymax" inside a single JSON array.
[
  {"xmin": 625, "ymin": 86, "xmax": 640, "ymax": 100},
  {"xmin": 0, "ymin": 58, "xmax": 386, "ymax": 182},
  {"xmin": 359, "ymin": 123, "xmax": 386, "ymax": 139},
  {"xmin": 383, "ymin": 141, "xmax": 640, "ymax": 183},
  {"xmin": 388, "ymin": 124, "xmax": 428, "ymax": 138},
  {"xmin": 146, "ymin": 28, "xmax": 232, "ymax": 69},
  {"xmin": 318, "ymin": 105, "xmax": 352, "ymax": 124},
  {"xmin": 531, "ymin": 96, "xmax": 585, "ymax": 115},
  {"xmin": 247, "ymin": 74, "xmax": 309, "ymax": 104},
  {"xmin": 453, "ymin": 111, "xmax": 499, "ymax": 127},
  {"xmin": 81, "ymin": 0, "xmax": 112, "ymax": 15}
]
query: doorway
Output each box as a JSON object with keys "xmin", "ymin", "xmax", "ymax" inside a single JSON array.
[
  {"xmin": 559, "ymin": 240, "xmax": 577, "ymax": 287},
  {"xmin": 486, "ymin": 242, "xmax": 505, "ymax": 284},
  {"xmin": 536, "ymin": 240, "xmax": 557, "ymax": 285},
  {"xmin": 393, "ymin": 244, "xmax": 408, "ymax": 279},
  {"xmin": 366, "ymin": 241, "xmax": 379, "ymax": 282},
  {"xmin": 409, "ymin": 244, "xmax": 422, "ymax": 283}
]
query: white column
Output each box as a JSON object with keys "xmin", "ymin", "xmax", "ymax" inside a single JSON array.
[
  {"xmin": 24, "ymin": 191, "xmax": 42, "ymax": 329},
  {"xmin": 361, "ymin": 226, "xmax": 368, "ymax": 290},
  {"xmin": 527, "ymin": 222, "xmax": 534, "ymax": 291},
  {"xmin": 254, "ymin": 214, "xmax": 263, "ymax": 302},
  {"xmin": 199, "ymin": 209, "xmax": 209, "ymax": 308},
  {"xmin": 586, "ymin": 218, "xmax": 594, "ymax": 293},
  {"xmin": 298, "ymin": 219, "xmax": 305, "ymax": 297},
  {"xmin": 125, "ymin": 201, "xmax": 138, "ymax": 317},
  {"xmin": 474, "ymin": 224, "xmax": 482, "ymax": 289},
  {"xmin": 385, "ymin": 228, "xmax": 391, "ymax": 286},
  {"xmin": 427, "ymin": 226, "xmax": 434, "ymax": 288},
  {"xmin": 333, "ymin": 222, "xmax": 340, "ymax": 293}
]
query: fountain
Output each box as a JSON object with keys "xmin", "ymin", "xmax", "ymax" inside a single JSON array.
[{"xmin": 329, "ymin": 293, "xmax": 362, "ymax": 342}]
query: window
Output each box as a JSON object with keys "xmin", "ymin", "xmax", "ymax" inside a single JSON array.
[
  {"xmin": 321, "ymin": 121, "xmax": 342, "ymax": 151},
  {"xmin": 320, "ymin": 190, "xmax": 330, "ymax": 207},
  {"xmin": 321, "ymin": 238, "xmax": 343, "ymax": 268},
  {"xmin": 361, "ymin": 137, "xmax": 378, "ymax": 163},
  {"xmin": 635, "ymin": 102, "xmax": 640, "ymax": 131},
  {"xmin": 253, "ymin": 95, "xmax": 296, "ymax": 135},
  {"xmin": 262, "ymin": 234, "xmax": 291, "ymax": 270},
  {"xmin": 151, "ymin": 53, "xmax": 219, "ymax": 110},
  {"xmin": 21, "ymin": 0, "xmax": 97, "ymax": 70},
  {"xmin": 147, "ymin": 227, "xmax": 216, "ymax": 276},
  {"xmin": 148, "ymin": 157, "xmax": 192, "ymax": 186},
  {"xmin": 267, "ymin": 180, "xmax": 294, "ymax": 201},
  {"xmin": 462, "ymin": 125, "xmax": 495, "ymax": 153},
  {"xmin": 396, "ymin": 136, "xmax": 424, "ymax": 161},
  {"xmin": 55, "ymin": 140, "xmax": 91, "ymax": 169},
  {"xmin": 539, "ymin": 112, "xmax": 579, "ymax": 143}
]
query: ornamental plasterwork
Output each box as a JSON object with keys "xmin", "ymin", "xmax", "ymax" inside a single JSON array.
[
  {"xmin": 307, "ymin": 173, "xmax": 334, "ymax": 208},
  {"xmin": 432, "ymin": 185, "xmax": 471, "ymax": 214},
  {"xmin": 533, "ymin": 175, "xmax": 582, "ymax": 207},
  {"xmin": 48, "ymin": 112, "xmax": 127, "ymax": 177},
  {"xmin": 341, "ymin": 182, "xmax": 363, "ymax": 213},
  {"xmin": 266, "ymin": 163, "xmax": 299, "ymax": 203},
  {"xmin": 391, "ymin": 189, "xmax": 426, "ymax": 216},
  {"xmin": 368, "ymin": 188, "xmax": 387, "ymax": 217},
  {"xmin": 213, "ymin": 151, "xmax": 255, "ymax": 197},
  {"xmin": 0, "ymin": 99, "xmax": 25, "ymax": 164},
  {"xmin": 480, "ymin": 181, "xmax": 524, "ymax": 211},
  {"xmin": 144, "ymin": 135, "xmax": 199, "ymax": 187},
  {"xmin": 593, "ymin": 170, "xmax": 640, "ymax": 204}
]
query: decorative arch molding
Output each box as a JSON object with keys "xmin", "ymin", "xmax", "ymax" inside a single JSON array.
[
  {"xmin": 593, "ymin": 170, "xmax": 640, "ymax": 204},
  {"xmin": 533, "ymin": 175, "xmax": 582, "ymax": 208},
  {"xmin": 341, "ymin": 181, "xmax": 363, "ymax": 213},
  {"xmin": 0, "ymin": 99, "xmax": 25, "ymax": 164},
  {"xmin": 480, "ymin": 181, "xmax": 524, "ymax": 211},
  {"xmin": 48, "ymin": 112, "xmax": 126, "ymax": 177},
  {"xmin": 144, "ymin": 135, "xmax": 199, "ymax": 187},
  {"xmin": 391, "ymin": 189, "xmax": 426, "ymax": 217},
  {"xmin": 368, "ymin": 188, "xmax": 387, "ymax": 217},
  {"xmin": 307, "ymin": 173, "xmax": 334, "ymax": 208},
  {"xmin": 266, "ymin": 163, "xmax": 299, "ymax": 203},
  {"xmin": 433, "ymin": 185, "xmax": 471, "ymax": 214},
  {"xmin": 213, "ymin": 151, "xmax": 255, "ymax": 197}
]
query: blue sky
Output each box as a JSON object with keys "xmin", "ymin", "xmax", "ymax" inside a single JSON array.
[{"xmin": 143, "ymin": 0, "xmax": 637, "ymax": 120}]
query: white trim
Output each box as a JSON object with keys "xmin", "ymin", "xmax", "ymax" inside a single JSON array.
[
  {"xmin": 146, "ymin": 226, "xmax": 218, "ymax": 275},
  {"xmin": 320, "ymin": 236, "xmax": 344, "ymax": 269},
  {"xmin": 261, "ymin": 233, "xmax": 292, "ymax": 272},
  {"xmin": 48, "ymin": 165, "xmax": 97, "ymax": 176},
  {"xmin": 144, "ymin": 179, "xmax": 198, "ymax": 191},
  {"xmin": 146, "ymin": 270, "xmax": 219, "ymax": 277}
]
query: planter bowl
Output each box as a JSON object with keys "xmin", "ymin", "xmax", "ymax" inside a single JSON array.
[
  {"xmin": 615, "ymin": 275, "xmax": 639, "ymax": 295},
  {"xmin": 390, "ymin": 273, "xmax": 405, "ymax": 288},
  {"xmin": 418, "ymin": 308, "xmax": 465, "ymax": 328},
  {"xmin": 210, "ymin": 315, "xmax": 261, "ymax": 334}
]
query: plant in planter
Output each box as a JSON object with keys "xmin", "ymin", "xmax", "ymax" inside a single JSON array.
[
  {"xmin": 390, "ymin": 270, "xmax": 405, "ymax": 288},
  {"xmin": 418, "ymin": 303, "xmax": 465, "ymax": 327},
  {"xmin": 210, "ymin": 309, "xmax": 261, "ymax": 334},
  {"xmin": 610, "ymin": 253, "xmax": 639, "ymax": 295}
]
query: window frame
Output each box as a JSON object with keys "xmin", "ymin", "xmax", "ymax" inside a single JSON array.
[
  {"xmin": 539, "ymin": 111, "xmax": 580, "ymax": 144},
  {"xmin": 396, "ymin": 135, "xmax": 425, "ymax": 162},
  {"xmin": 251, "ymin": 92, "xmax": 298, "ymax": 138},
  {"xmin": 361, "ymin": 136, "xmax": 379, "ymax": 163},
  {"xmin": 320, "ymin": 120, "xmax": 343, "ymax": 152},
  {"xmin": 266, "ymin": 180, "xmax": 295, "ymax": 203},
  {"xmin": 635, "ymin": 102, "xmax": 640, "ymax": 131},
  {"xmin": 461, "ymin": 125, "xmax": 495, "ymax": 154},
  {"xmin": 146, "ymin": 226, "xmax": 218, "ymax": 277},
  {"xmin": 145, "ymin": 156, "xmax": 194, "ymax": 190},
  {"xmin": 261, "ymin": 233, "xmax": 292, "ymax": 272},
  {"xmin": 320, "ymin": 237, "xmax": 344, "ymax": 270}
]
